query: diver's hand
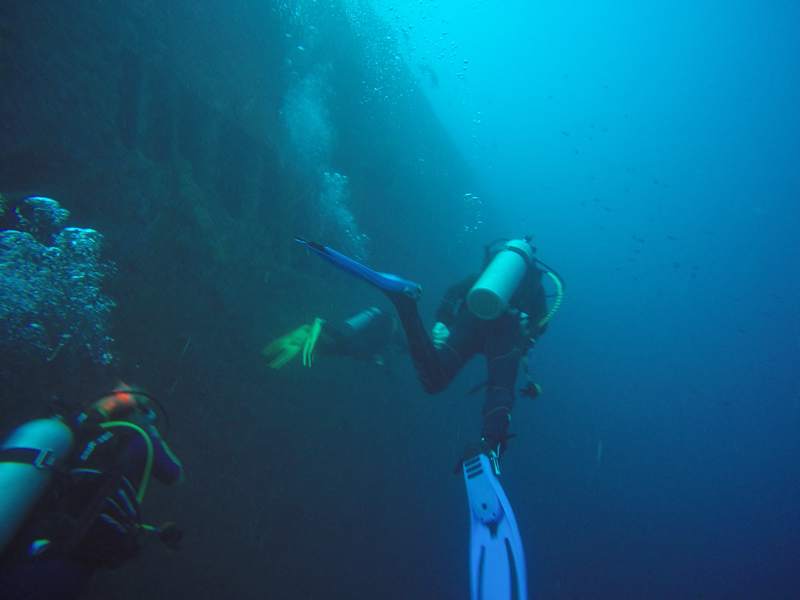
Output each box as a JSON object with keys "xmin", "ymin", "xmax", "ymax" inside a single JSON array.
[
  {"xmin": 262, "ymin": 324, "xmax": 312, "ymax": 369},
  {"xmin": 301, "ymin": 318, "xmax": 325, "ymax": 367},
  {"xmin": 262, "ymin": 318, "xmax": 326, "ymax": 369},
  {"xmin": 431, "ymin": 322, "xmax": 450, "ymax": 350},
  {"xmin": 517, "ymin": 311, "xmax": 536, "ymax": 341}
]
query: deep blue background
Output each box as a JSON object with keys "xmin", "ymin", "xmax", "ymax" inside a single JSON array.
[
  {"xmin": 3, "ymin": 1, "xmax": 798, "ymax": 598},
  {"xmin": 371, "ymin": 1, "xmax": 800, "ymax": 597}
]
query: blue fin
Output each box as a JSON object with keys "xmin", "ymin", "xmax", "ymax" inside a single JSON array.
[
  {"xmin": 295, "ymin": 238, "xmax": 422, "ymax": 299},
  {"xmin": 463, "ymin": 454, "xmax": 528, "ymax": 600}
]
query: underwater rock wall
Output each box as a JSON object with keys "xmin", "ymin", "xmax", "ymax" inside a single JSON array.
[
  {"xmin": 0, "ymin": 195, "xmax": 114, "ymax": 410},
  {"xmin": 0, "ymin": 3, "xmax": 481, "ymax": 598},
  {"xmin": 0, "ymin": 0, "xmax": 479, "ymax": 453},
  {"xmin": 0, "ymin": 1, "xmax": 473, "ymax": 331}
]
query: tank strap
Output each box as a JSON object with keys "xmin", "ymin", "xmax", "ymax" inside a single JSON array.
[
  {"xmin": 0, "ymin": 447, "xmax": 58, "ymax": 469},
  {"xmin": 505, "ymin": 244, "xmax": 534, "ymax": 267}
]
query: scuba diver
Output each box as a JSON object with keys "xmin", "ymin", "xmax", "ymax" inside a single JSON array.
[
  {"xmin": 290, "ymin": 236, "xmax": 563, "ymax": 470},
  {"xmin": 263, "ymin": 306, "xmax": 406, "ymax": 370},
  {"xmin": 0, "ymin": 384, "xmax": 184, "ymax": 600},
  {"xmin": 293, "ymin": 235, "xmax": 563, "ymax": 600}
]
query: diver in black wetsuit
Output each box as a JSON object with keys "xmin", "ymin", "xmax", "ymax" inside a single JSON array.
[
  {"xmin": 275, "ymin": 237, "xmax": 563, "ymax": 468},
  {"xmin": 263, "ymin": 306, "xmax": 406, "ymax": 369},
  {"xmin": 288, "ymin": 236, "xmax": 554, "ymax": 594},
  {"xmin": 387, "ymin": 238, "xmax": 553, "ymax": 463}
]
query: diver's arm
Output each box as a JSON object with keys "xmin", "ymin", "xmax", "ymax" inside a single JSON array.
[
  {"xmin": 431, "ymin": 277, "xmax": 476, "ymax": 349},
  {"xmin": 145, "ymin": 424, "xmax": 184, "ymax": 485},
  {"xmin": 531, "ymin": 272, "xmax": 549, "ymax": 335},
  {"xmin": 323, "ymin": 307, "xmax": 396, "ymax": 361},
  {"xmin": 517, "ymin": 268, "xmax": 548, "ymax": 338},
  {"xmin": 434, "ymin": 277, "xmax": 476, "ymax": 327}
]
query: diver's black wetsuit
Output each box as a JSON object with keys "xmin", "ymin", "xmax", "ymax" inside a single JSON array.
[
  {"xmin": 322, "ymin": 306, "xmax": 406, "ymax": 364},
  {"xmin": 0, "ymin": 421, "xmax": 183, "ymax": 600},
  {"xmin": 391, "ymin": 266, "xmax": 548, "ymax": 449}
]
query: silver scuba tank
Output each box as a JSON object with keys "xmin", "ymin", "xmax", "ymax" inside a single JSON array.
[
  {"xmin": 467, "ymin": 239, "xmax": 535, "ymax": 320},
  {"xmin": 0, "ymin": 418, "xmax": 75, "ymax": 553}
]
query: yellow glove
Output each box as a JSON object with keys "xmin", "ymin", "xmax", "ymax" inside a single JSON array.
[
  {"xmin": 262, "ymin": 318, "xmax": 326, "ymax": 369},
  {"xmin": 302, "ymin": 318, "xmax": 325, "ymax": 367}
]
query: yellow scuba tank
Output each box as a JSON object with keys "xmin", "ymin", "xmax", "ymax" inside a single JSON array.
[
  {"xmin": 467, "ymin": 238, "xmax": 535, "ymax": 320},
  {"xmin": 0, "ymin": 418, "xmax": 75, "ymax": 553}
]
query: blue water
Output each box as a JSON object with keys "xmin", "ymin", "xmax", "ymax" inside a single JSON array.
[
  {"xmin": 3, "ymin": 2, "xmax": 799, "ymax": 599},
  {"xmin": 371, "ymin": 1, "xmax": 800, "ymax": 597}
]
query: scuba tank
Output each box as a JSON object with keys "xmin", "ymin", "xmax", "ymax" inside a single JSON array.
[
  {"xmin": 0, "ymin": 418, "xmax": 75, "ymax": 553},
  {"xmin": 344, "ymin": 306, "xmax": 383, "ymax": 332},
  {"xmin": 467, "ymin": 238, "xmax": 536, "ymax": 320}
]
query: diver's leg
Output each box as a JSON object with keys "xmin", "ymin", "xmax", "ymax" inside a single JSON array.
[
  {"xmin": 390, "ymin": 295, "xmax": 476, "ymax": 393},
  {"xmin": 481, "ymin": 313, "xmax": 526, "ymax": 451}
]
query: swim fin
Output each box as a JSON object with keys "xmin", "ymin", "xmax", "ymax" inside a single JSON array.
[
  {"xmin": 463, "ymin": 453, "xmax": 528, "ymax": 600},
  {"xmin": 295, "ymin": 238, "xmax": 422, "ymax": 300}
]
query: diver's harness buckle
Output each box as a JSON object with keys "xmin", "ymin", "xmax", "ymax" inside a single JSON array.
[
  {"xmin": 0, "ymin": 447, "xmax": 59, "ymax": 470},
  {"xmin": 474, "ymin": 438, "xmax": 503, "ymax": 477},
  {"xmin": 33, "ymin": 448, "xmax": 57, "ymax": 469},
  {"xmin": 487, "ymin": 448, "xmax": 501, "ymax": 477}
]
